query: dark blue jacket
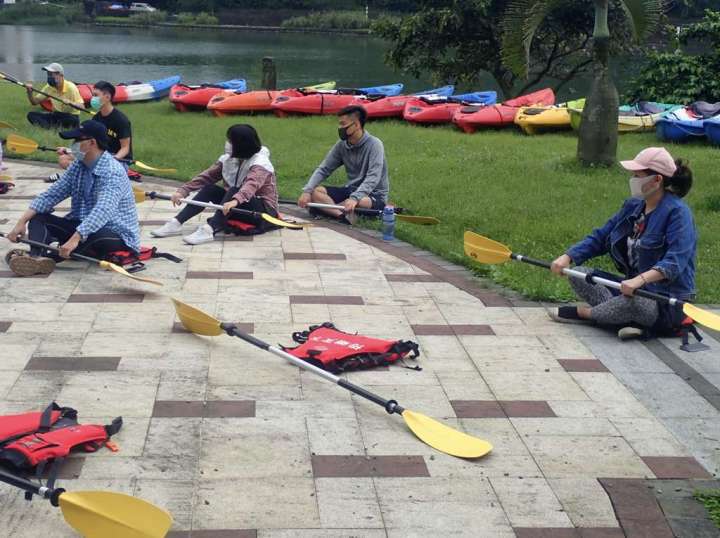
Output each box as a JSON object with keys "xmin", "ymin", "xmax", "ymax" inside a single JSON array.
[{"xmin": 566, "ymin": 193, "xmax": 697, "ymax": 300}]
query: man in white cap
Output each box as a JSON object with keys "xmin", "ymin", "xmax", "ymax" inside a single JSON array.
[{"xmin": 26, "ymin": 63, "xmax": 84, "ymax": 129}]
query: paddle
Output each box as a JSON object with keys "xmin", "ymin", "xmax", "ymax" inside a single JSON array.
[
  {"xmin": 0, "ymin": 70, "xmax": 89, "ymax": 114},
  {"xmin": 5, "ymin": 133, "xmax": 177, "ymax": 174},
  {"xmin": 279, "ymin": 199, "xmax": 440, "ymax": 225},
  {"xmin": 0, "ymin": 468, "xmax": 172, "ymax": 538},
  {"xmin": 137, "ymin": 188, "xmax": 309, "ymax": 231},
  {"xmin": 0, "ymin": 120, "xmax": 17, "ymax": 130},
  {"xmin": 172, "ymin": 298, "xmax": 492, "ymax": 459},
  {"xmin": 0, "ymin": 232, "xmax": 163, "ymax": 286},
  {"xmin": 463, "ymin": 231, "xmax": 720, "ymax": 332}
]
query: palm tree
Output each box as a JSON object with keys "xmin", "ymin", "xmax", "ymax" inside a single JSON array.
[{"xmin": 501, "ymin": 0, "xmax": 665, "ymax": 166}]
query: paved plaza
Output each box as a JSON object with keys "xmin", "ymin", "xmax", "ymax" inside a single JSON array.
[{"xmin": 0, "ymin": 160, "xmax": 719, "ymax": 537}]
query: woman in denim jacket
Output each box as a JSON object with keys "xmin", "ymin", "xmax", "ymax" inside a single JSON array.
[{"xmin": 549, "ymin": 147, "xmax": 696, "ymax": 340}]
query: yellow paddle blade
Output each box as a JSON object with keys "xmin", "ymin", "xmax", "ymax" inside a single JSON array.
[
  {"xmin": 6, "ymin": 133, "xmax": 38, "ymax": 155},
  {"xmin": 133, "ymin": 186, "xmax": 148, "ymax": 204},
  {"xmin": 59, "ymin": 491, "xmax": 172, "ymax": 538},
  {"xmin": 304, "ymin": 81, "xmax": 336, "ymax": 91},
  {"xmin": 132, "ymin": 161, "xmax": 177, "ymax": 174},
  {"xmin": 172, "ymin": 298, "xmax": 224, "ymax": 336},
  {"xmin": 683, "ymin": 302, "xmax": 720, "ymax": 332},
  {"xmin": 261, "ymin": 213, "xmax": 310, "ymax": 230},
  {"xmin": 0, "ymin": 120, "xmax": 16, "ymax": 130},
  {"xmin": 463, "ymin": 231, "xmax": 512, "ymax": 264},
  {"xmin": 98, "ymin": 260, "xmax": 163, "ymax": 286},
  {"xmin": 0, "ymin": 174, "xmax": 12, "ymax": 182},
  {"xmin": 396, "ymin": 214, "xmax": 440, "ymax": 225},
  {"xmin": 402, "ymin": 410, "xmax": 493, "ymax": 459}
]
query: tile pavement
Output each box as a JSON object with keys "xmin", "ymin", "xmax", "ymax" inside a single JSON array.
[{"xmin": 0, "ymin": 160, "xmax": 719, "ymax": 537}]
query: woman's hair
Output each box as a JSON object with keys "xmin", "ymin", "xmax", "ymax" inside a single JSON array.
[
  {"xmin": 658, "ymin": 159, "xmax": 693, "ymax": 198},
  {"xmin": 226, "ymin": 124, "xmax": 261, "ymax": 159}
]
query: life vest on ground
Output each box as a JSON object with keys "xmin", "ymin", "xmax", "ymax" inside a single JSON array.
[
  {"xmin": 283, "ymin": 323, "xmax": 421, "ymax": 373},
  {"xmin": 127, "ymin": 169, "xmax": 142, "ymax": 182},
  {"xmin": 224, "ymin": 219, "xmax": 263, "ymax": 236},
  {"xmin": 0, "ymin": 181, "xmax": 14, "ymax": 195},
  {"xmin": 106, "ymin": 246, "xmax": 182, "ymax": 273},
  {"xmin": 0, "ymin": 402, "xmax": 122, "ymax": 471}
]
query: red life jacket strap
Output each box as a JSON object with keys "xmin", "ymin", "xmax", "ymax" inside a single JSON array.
[
  {"xmin": 0, "ymin": 402, "xmax": 77, "ymax": 447},
  {"xmin": 106, "ymin": 246, "xmax": 183, "ymax": 273}
]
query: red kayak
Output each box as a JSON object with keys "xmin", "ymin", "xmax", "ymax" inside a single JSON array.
[
  {"xmin": 272, "ymin": 92, "xmax": 358, "ymax": 117},
  {"xmin": 77, "ymin": 84, "xmax": 129, "ymax": 104},
  {"xmin": 170, "ymin": 79, "xmax": 247, "ymax": 112},
  {"xmin": 452, "ymin": 88, "xmax": 555, "ymax": 133},
  {"xmin": 403, "ymin": 99, "xmax": 464, "ymax": 124},
  {"xmin": 354, "ymin": 95, "xmax": 419, "ymax": 119}
]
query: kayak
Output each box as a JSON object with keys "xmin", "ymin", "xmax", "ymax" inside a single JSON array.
[
  {"xmin": 704, "ymin": 117, "xmax": 720, "ymax": 145},
  {"xmin": 352, "ymin": 85, "xmax": 455, "ymax": 119},
  {"xmin": 77, "ymin": 75, "xmax": 182, "ymax": 104},
  {"xmin": 655, "ymin": 102, "xmax": 720, "ymax": 142},
  {"xmin": 452, "ymin": 88, "xmax": 555, "ymax": 133},
  {"xmin": 207, "ymin": 81, "xmax": 336, "ymax": 116},
  {"xmin": 401, "ymin": 91, "xmax": 499, "ymax": 124},
  {"xmin": 170, "ymin": 79, "xmax": 247, "ymax": 112},
  {"xmin": 514, "ymin": 98, "xmax": 585, "ymax": 134},
  {"xmin": 570, "ymin": 101, "xmax": 682, "ymax": 133},
  {"xmin": 271, "ymin": 83, "xmax": 404, "ymax": 116}
]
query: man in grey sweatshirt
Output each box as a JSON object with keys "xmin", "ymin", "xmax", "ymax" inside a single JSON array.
[{"xmin": 298, "ymin": 105, "xmax": 389, "ymax": 219}]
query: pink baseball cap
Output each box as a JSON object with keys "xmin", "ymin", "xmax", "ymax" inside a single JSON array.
[{"xmin": 620, "ymin": 147, "xmax": 677, "ymax": 177}]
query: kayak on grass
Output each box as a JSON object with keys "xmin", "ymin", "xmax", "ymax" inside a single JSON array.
[
  {"xmin": 352, "ymin": 85, "xmax": 455, "ymax": 119},
  {"xmin": 271, "ymin": 83, "xmax": 405, "ymax": 116},
  {"xmin": 206, "ymin": 81, "xmax": 336, "ymax": 116},
  {"xmin": 170, "ymin": 79, "xmax": 247, "ymax": 111},
  {"xmin": 514, "ymin": 98, "xmax": 586, "ymax": 135},
  {"xmin": 570, "ymin": 101, "xmax": 683, "ymax": 133},
  {"xmin": 656, "ymin": 102, "xmax": 720, "ymax": 142},
  {"xmin": 77, "ymin": 75, "xmax": 182, "ymax": 104},
  {"xmin": 401, "ymin": 91, "xmax": 498, "ymax": 124},
  {"xmin": 452, "ymin": 88, "xmax": 556, "ymax": 133}
]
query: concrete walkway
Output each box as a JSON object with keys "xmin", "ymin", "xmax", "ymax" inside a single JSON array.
[{"xmin": 0, "ymin": 160, "xmax": 719, "ymax": 538}]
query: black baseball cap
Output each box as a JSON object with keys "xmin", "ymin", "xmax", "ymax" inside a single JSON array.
[{"xmin": 59, "ymin": 120, "xmax": 109, "ymax": 146}]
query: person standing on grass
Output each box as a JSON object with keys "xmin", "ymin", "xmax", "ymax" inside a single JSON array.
[
  {"xmin": 4, "ymin": 120, "xmax": 140, "ymax": 277},
  {"xmin": 298, "ymin": 105, "xmax": 389, "ymax": 222},
  {"xmin": 49, "ymin": 81, "xmax": 134, "ymax": 183},
  {"xmin": 151, "ymin": 124, "xmax": 279, "ymax": 244},
  {"xmin": 25, "ymin": 63, "xmax": 84, "ymax": 130},
  {"xmin": 548, "ymin": 147, "xmax": 697, "ymax": 341}
]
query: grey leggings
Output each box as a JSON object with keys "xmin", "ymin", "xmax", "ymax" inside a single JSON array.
[{"xmin": 570, "ymin": 266, "xmax": 659, "ymax": 328}]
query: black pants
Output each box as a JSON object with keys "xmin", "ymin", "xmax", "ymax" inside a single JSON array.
[
  {"xmin": 27, "ymin": 111, "xmax": 80, "ymax": 130},
  {"xmin": 175, "ymin": 184, "xmax": 277, "ymax": 233},
  {"xmin": 28, "ymin": 213, "xmax": 130, "ymax": 261}
]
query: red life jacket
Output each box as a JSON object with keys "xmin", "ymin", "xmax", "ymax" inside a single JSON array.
[
  {"xmin": 283, "ymin": 323, "xmax": 421, "ymax": 373},
  {"xmin": 0, "ymin": 402, "xmax": 122, "ymax": 470},
  {"xmin": 224, "ymin": 219, "xmax": 261, "ymax": 236},
  {"xmin": 106, "ymin": 246, "xmax": 182, "ymax": 274}
]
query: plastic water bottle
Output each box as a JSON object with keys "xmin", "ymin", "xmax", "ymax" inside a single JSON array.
[{"xmin": 382, "ymin": 205, "xmax": 396, "ymax": 241}]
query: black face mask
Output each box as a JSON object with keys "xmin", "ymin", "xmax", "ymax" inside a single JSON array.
[
  {"xmin": 338, "ymin": 126, "xmax": 350, "ymax": 141},
  {"xmin": 46, "ymin": 75, "xmax": 56, "ymax": 87}
]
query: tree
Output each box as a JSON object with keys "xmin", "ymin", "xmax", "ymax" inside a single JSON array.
[{"xmin": 502, "ymin": 0, "xmax": 664, "ymax": 166}]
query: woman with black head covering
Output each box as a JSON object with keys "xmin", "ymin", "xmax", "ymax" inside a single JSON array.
[{"xmin": 151, "ymin": 124, "xmax": 279, "ymax": 244}]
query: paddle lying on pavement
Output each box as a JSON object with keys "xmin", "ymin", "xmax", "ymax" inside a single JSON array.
[
  {"xmin": 0, "ymin": 232, "xmax": 163, "ymax": 286},
  {"xmin": 138, "ymin": 189, "xmax": 309, "ymax": 231},
  {"xmin": 0, "ymin": 468, "xmax": 172, "ymax": 538},
  {"xmin": 0, "ymin": 120, "xmax": 17, "ymax": 130},
  {"xmin": 172, "ymin": 298, "xmax": 492, "ymax": 459},
  {"xmin": 4, "ymin": 133, "xmax": 177, "ymax": 174},
  {"xmin": 0, "ymin": 70, "xmax": 90, "ymax": 114},
  {"xmin": 279, "ymin": 199, "xmax": 439, "ymax": 225},
  {"xmin": 463, "ymin": 231, "xmax": 720, "ymax": 332}
]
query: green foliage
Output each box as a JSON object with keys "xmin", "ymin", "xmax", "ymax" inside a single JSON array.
[
  {"xmin": 629, "ymin": 10, "xmax": 720, "ymax": 103},
  {"xmin": 0, "ymin": 2, "xmax": 87, "ymax": 25},
  {"xmin": 671, "ymin": 0, "xmax": 718, "ymax": 18},
  {"xmin": 128, "ymin": 9, "xmax": 168, "ymax": 25},
  {"xmin": 176, "ymin": 11, "xmax": 219, "ymax": 24},
  {"xmin": 281, "ymin": 10, "xmax": 370, "ymax": 29},
  {"xmin": 694, "ymin": 490, "xmax": 720, "ymax": 528}
]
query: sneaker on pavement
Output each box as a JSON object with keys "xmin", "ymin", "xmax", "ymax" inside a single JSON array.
[
  {"xmin": 4, "ymin": 248, "xmax": 28, "ymax": 266},
  {"xmin": 8, "ymin": 254, "xmax": 56, "ymax": 277},
  {"xmin": 183, "ymin": 223, "xmax": 215, "ymax": 245},
  {"xmin": 151, "ymin": 218, "xmax": 183, "ymax": 238},
  {"xmin": 618, "ymin": 326, "xmax": 645, "ymax": 341},
  {"xmin": 547, "ymin": 307, "xmax": 593, "ymax": 325},
  {"xmin": 45, "ymin": 172, "xmax": 61, "ymax": 183}
]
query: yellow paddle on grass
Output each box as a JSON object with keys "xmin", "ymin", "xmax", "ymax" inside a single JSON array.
[
  {"xmin": 172, "ymin": 298, "xmax": 492, "ymax": 459},
  {"xmin": 0, "ymin": 468, "xmax": 172, "ymax": 538},
  {"xmin": 0, "ymin": 120, "xmax": 17, "ymax": 130},
  {"xmin": 463, "ymin": 231, "xmax": 720, "ymax": 332}
]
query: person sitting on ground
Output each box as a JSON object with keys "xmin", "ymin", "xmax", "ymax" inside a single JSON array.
[
  {"xmin": 549, "ymin": 147, "xmax": 697, "ymax": 341},
  {"xmin": 298, "ymin": 105, "xmax": 389, "ymax": 221},
  {"xmin": 151, "ymin": 124, "xmax": 279, "ymax": 244},
  {"xmin": 49, "ymin": 81, "xmax": 133, "ymax": 183},
  {"xmin": 25, "ymin": 63, "xmax": 84, "ymax": 130},
  {"xmin": 4, "ymin": 120, "xmax": 140, "ymax": 277}
]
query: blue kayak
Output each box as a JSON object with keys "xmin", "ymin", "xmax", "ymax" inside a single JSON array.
[
  {"xmin": 656, "ymin": 109, "xmax": 708, "ymax": 142},
  {"xmin": 359, "ymin": 83, "xmax": 404, "ymax": 96},
  {"xmin": 704, "ymin": 117, "xmax": 720, "ymax": 145},
  {"xmin": 414, "ymin": 85, "xmax": 455, "ymax": 97},
  {"xmin": 451, "ymin": 91, "xmax": 497, "ymax": 105}
]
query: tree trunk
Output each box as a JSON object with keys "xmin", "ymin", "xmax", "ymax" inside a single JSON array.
[{"xmin": 577, "ymin": 0, "xmax": 618, "ymax": 167}]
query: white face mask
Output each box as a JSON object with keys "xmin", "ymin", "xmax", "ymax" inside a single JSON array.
[
  {"xmin": 629, "ymin": 175, "xmax": 659, "ymax": 199},
  {"xmin": 224, "ymin": 141, "xmax": 233, "ymax": 156}
]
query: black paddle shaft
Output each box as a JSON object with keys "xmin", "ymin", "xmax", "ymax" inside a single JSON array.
[
  {"xmin": 147, "ymin": 191, "xmax": 265, "ymax": 220},
  {"xmin": 0, "ymin": 71, "xmax": 87, "ymax": 113},
  {"xmin": 0, "ymin": 468, "xmax": 65, "ymax": 506},
  {"xmin": 510, "ymin": 252, "xmax": 679, "ymax": 307},
  {"xmin": 0, "ymin": 232, "xmax": 102, "ymax": 265}
]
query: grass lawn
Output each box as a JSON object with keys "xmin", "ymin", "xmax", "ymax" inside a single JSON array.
[
  {"xmin": 1, "ymin": 84, "xmax": 719, "ymax": 302},
  {"xmin": 695, "ymin": 490, "xmax": 720, "ymax": 528}
]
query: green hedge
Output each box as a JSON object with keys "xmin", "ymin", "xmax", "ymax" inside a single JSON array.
[
  {"xmin": 281, "ymin": 10, "xmax": 370, "ymax": 30},
  {"xmin": 0, "ymin": 2, "xmax": 86, "ymax": 25}
]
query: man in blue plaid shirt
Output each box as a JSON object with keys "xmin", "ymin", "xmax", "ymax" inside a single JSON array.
[{"xmin": 5, "ymin": 120, "xmax": 141, "ymax": 277}]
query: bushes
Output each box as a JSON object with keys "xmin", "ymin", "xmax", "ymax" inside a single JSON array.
[
  {"xmin": 0, "ymin": 2, "xmax": 86, "ymax": 25},
  {"xmin": 128, "ymin": 10, "xmax": 167, "ymax": 25},
  {"xmin": 176, "ymin": 11, "xmax": 219, "ymax": 24},
  {"xmin": 281, "ymin": 10, "xmax": 369, "ymax": 30}
]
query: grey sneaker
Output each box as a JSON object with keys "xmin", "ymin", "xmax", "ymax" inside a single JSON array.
[
  {"xmin": 8, "ymin": 254, "xmax": 56, "ymax": 277},
  {"xmin": 547, "ymin": 308, "xmax": 592, "ymax": 325},
  {"xmin": 618, "ymin": 326, "xmax": 645, "ymax": 341}
]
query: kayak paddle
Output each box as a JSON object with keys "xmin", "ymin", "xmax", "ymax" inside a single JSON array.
[
  {"xmin": 136, "ymin": 188, "xmax": 310, "ymax": 231},
  {"xmin": 0, "ymin": 120, "xmax": 17, "ymax": 130},
  {"xmin": 0, "ymin": 468, "xmax": 172, "ymax": 538},
  {"xmin": 172, "ymin": 298, "xmax": 493, "ymax": 459},
  {"xmin": 463, "ymin": 231, "xmax": 720, "ymax": 332},
  {"xmin": 279, "ymin": 199, "xmax": 440, "ymax": 225},
  {"xmin": 5, "ymin": 133, "xmax": 177, "ymax": 174},
  {"xmin": 0, "ymin": 232, "xmax": 163, "ymax": 286},
  {"xmin": 0, "ymin": 70, "xmax": 89, "ymax": 114}
]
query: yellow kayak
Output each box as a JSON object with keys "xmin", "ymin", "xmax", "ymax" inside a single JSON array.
[
  {"xmin": 571, "ymin": 102, "xmax": 680, "ymax": 133},
  {"xmin": 515, "ymin": 99, "xmax": 586, "ymax": 134}
]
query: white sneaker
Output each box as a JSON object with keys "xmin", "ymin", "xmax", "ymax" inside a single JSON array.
[
  {"xmin": 151, "ymin": 218, "xmax": 183, "ymax": 238},
  {"xmin": 183, "ymin": 223, "xmax": 215, "ymax": 245},
  {"xmin": 618, "ymin": 326, "xmax": 645, "ymax": 341}
]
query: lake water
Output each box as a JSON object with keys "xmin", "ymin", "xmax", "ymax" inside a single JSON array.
[{"xmin": 0, "ymin": 24, "xmax": 636, "ymax": 99}]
